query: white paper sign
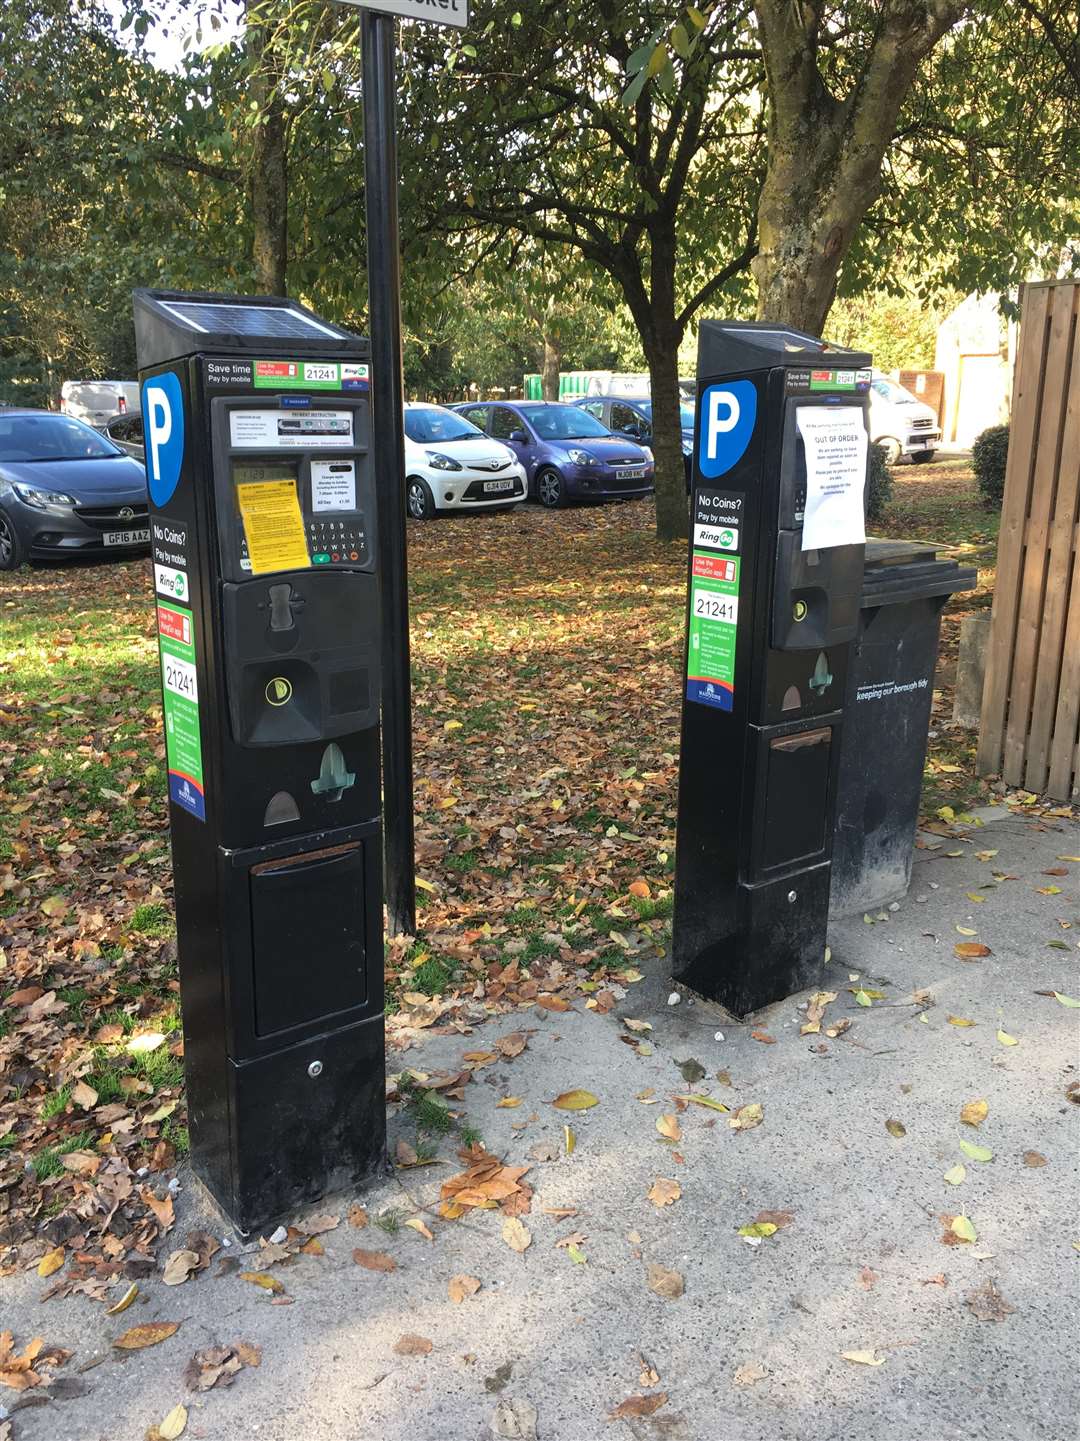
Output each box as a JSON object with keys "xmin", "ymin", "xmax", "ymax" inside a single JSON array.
[
  {"xmin": 311, "ymin": 459, "xmax": 357, "ymax": 513},
  {"xmin": 229, "ymin": 409, "xmax": 353, "ymax": 449},
  {"xmin": 796, "ymin": 407, "xmax": 867, "ymax": 551}
]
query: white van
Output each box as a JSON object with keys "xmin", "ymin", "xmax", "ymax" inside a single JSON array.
[
  {"xmin": 60, "ymin": 380, "xmax": 140, "ymax": 428},
  {"xmin": 868, "ymin": 372, "xmax": 941, "ymax": 464}
]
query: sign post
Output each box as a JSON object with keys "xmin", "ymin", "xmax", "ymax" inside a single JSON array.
[{"xmin": 336, "ymin": 0, "xmax": 468, "ymax": 939}]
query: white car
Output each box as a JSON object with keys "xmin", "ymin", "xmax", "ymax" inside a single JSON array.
[
  {"xmin": 60, "ymin": 380, "xmax": 139, "ymax": 427},
  {"xmin": 868, "ymin": 372, "xmax": 941, "ymax": 464},
  {"xmin": 404, "ymin": 402, "xmax": 526, "ymax": 519}
]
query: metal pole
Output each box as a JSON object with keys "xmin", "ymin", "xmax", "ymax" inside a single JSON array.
[{"xmin": 361, "ymin": 8, "xmax": 416, "ymax": 937}]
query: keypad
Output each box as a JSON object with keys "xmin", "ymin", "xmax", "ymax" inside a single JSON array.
[{"xmin": 308, "ymin": 518, "xmax": 366, "ymax": 565}]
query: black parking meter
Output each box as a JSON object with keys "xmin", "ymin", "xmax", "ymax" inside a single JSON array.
[
  {"xmin": 133, "ymin": 289, "xmax": 386, "ymax": 1231},
  {"xmin": 673, "ymin": 321, "xmax": 872, "ymax": 1015}
]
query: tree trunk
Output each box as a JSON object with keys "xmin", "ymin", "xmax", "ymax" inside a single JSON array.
[
  {"xmin": 541, "ymin": 327, "xmax": 560, "ymax": 401},
  {"xmin": 248, "ymin": 4, "xmax": 288, "ymax": 295},
  {"xmin": 646, "ymin": 329, "xmax": 688, "ymax": 543}
]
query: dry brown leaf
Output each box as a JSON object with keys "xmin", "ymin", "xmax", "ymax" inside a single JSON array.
[
  {"xmin": 347, "ymin": 1205, "xmax": 369, "ymax": 1228},
  {"xmin": 139, "ymin": 1187, "xmax": 175, "ymax": 1233},
  {"xmin": 501, "ymin": 1217, "xmax": 531, "ymax": 1253},
  {"xmin": 645, "ymin": 1263, "xmax": 684, "ymax": 1299},
  {"xmin": 496, "ymin": 1032, "xmax": 528, "ymax": 1058},
  {"xmin": 729, "ymin": 1103, "xmax": 763, "ymax": 1131},
  {"xmin": 162, "ymin": 1251, "xmax": 200, "ymax": 1287},
  {"xmin": 750, "ymin": 1030, "xmax": 776, "ymax": 1044},
  {"xmin": 966, "ymin": 1278, "xmax": 1016, "ymax": 1322},
  {"xmin": 71, "ymin": 1080, "xmax": 98, "ymax": 1110},
  {"xmin": 235, "ymin": 1342, "xmax": 262, "ymax": 1368},
  {"xmin": 960, "ymin": 1099, "xmax": 989, "ymax": 1128},
  {"xmin": 303, "ymin": 1213, "xmax": 340, "ymax": 1235},
  {"xmin": 954, "ymin": 942, "xmax": 991, "ymax": 960},
  {"xmin": 655, "ymin": 1114, "xmax": 681, "ymax": 1142},
  {"xmin": 754, "ymin": 1209, "xmax": 794, "ymax": 1230},
  {"xmin": 404, "ymin": 1217, "xmax": 435, "ymax": 1242},
  {"xmin": 647, "ymin": 1178, "xmax": 681, "ymax": 1207},
  {"xmin": 37, "ymin": 1248, "xmax": 64, "ymax": 1279},
  {"xmin": 608, "ymin": 1392, "xmax": 667, "ymax": 1420},
  {"xmin": 733, "ymin": 1362, "xmax": 769, "ymax": 1386},
  {"xmin": 113, "ymin": 1322, "xmax": 180, "ymax": 1351},
  {"xmin": 448, "ymin": 1274, "xmax": 482, "ymax": 1303},
  {"xmin": 393, "ymin": 1334, "xmax": 433, "ymax": 1356},
  {"xmin": 183, "ymin": 1345, "xmax": 244, "ymax": 1392},
  {"xmin": 353, "ymin": 1249, "xmax": 396, "ymax": 1272},
  {"xmin": 551, "ymin": 1089, "xmax": 598, "ymax": 1110},
  {"xmin": 1022, "ymin": 1151, "xmax": 1047, "ymax": 1168}
]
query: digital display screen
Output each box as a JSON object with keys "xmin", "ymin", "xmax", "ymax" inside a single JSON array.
[{"xmin": 232, "ymin": 462, "xmax": 299, "ymax": 486}]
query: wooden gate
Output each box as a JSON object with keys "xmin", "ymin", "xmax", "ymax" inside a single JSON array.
[{"xmin": 977, "ymin": 280, "xmax": 1080, "ymax": 800}]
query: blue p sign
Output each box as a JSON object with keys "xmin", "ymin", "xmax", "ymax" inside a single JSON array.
[
  {"xmin": 697, "ymin": 380, "xmax": 757, "ymax": 479},
  {"xmin": 141, "ymin": 371, "xmax": 185, "ymax": 507}
]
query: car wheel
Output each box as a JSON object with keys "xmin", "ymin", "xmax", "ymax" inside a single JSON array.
[
  {"xmin": 913, "ymin": 450, "xmax": 936, "ymax": 464},
  {"xmin": 406, "ymin": 477, "xmax": 438, "ymax": 520},
  {"xmin": 0, "ymin": 509, "xmax": 25, "ymax": 571},
  {"xmin": 877, "ymin": 437, "xmax": 902, "ymax": 466},
  {"xmin": 536, "ymin": 467, "xmax": 566, "ymax": 509}
]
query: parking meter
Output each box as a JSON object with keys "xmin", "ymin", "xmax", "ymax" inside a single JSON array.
[
  {"xmin": 673, "ymin": 321, "xmax": 872, "ymax": 1015},
  {"xmin": 134, "ymin": 289, "xmax": 386, "ymax": 1231}
]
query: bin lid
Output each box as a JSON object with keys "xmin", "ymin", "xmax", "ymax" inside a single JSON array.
[
  {"xmin": 861, "ymin": 537, "xmax": 978, "ymax": 606},
  {"xmin": 698, "ymin": 319, "xmax": 871, "ymax": 377}
]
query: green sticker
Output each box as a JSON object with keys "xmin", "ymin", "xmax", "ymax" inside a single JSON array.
[
  {"xmin": 157, "ymin": 601, "xmax": 205, "ymax": 821},
  {"xmin": 686, "ymin": 552, "xmax": 740, "ymax": 710}
]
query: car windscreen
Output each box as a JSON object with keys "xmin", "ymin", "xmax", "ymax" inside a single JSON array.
[
  {"xmin": 871, "ymin": 379, "xmax": 915, "ymax": 404},
  {"xmin": 519, "ymin": 405, "xmax": 610, "ymax": 440},
  {"xmin": 634, "ymin": 401, "xmax": 695, "ymax": 428},
  {"xmin": 404, "ymin": 408, "xmax": 482, "ymax": 444},
  {"xmin": 0, "ymin": 414, "xmax": 122, "ymax": 462}
]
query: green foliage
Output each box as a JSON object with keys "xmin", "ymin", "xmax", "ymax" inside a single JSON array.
[
  {"xmin": 39, "ymin": 1085, "xmax": 71, "ymax": 1121},
  {"xmin": 826, "ymin": 285, "xmax": 958, "ymax": 372},
  {"xmin": 972, "ymin": 424, "xmax": 1010, "ymax": 507},
  {"xmin": 866, "ymin": 443, "xmax": 894, "ymax": 523},
  {"xmin": 130, "ymin": 903, "xmax": 174, "ymax": 937},
  {"xmin": 411, "ymin": 956, "xmax": 453, "ymax": 997}
]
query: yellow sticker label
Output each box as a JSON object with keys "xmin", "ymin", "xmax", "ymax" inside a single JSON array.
[{"xmin": 236, "ymin": 480, "xmax": 310, "ymax": 574}]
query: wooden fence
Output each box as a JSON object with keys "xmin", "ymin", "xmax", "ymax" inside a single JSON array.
[{"xmin": 978, "ymin": 280, "xmax": 1080, "ymax": 800}]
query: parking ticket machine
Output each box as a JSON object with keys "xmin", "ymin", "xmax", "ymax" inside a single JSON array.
[
  {"xmin": 673, "ymin": 321, "xmax": 872, "ymax": 1016},
  {"xmin": 133, "ymin": 289, "xmax": 386, "ymax": 1231}
]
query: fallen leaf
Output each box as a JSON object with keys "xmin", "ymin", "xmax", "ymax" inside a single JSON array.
[
  {"xmin": 489, "ymin": 1397, "xmax": 537, "ymax": 1439},
  {"xmin": 37, "ymin": 1247, "xmax": 65, "ymax": 1279},
  {"xmin": 966, "ymin": 1278, "xmax": 1016, "ymax": 1322},
  {"xmin": 955, "ymin": 925, "xmax": 978, "ymax": 936},
  {"xmin": 885, "ymin": 1119, "xmax": 907, "ymax": 1138},
  {"xmin": 959, "ymin": 1140, "xmax": 993, "ymax": 1163},
  {"xmin": 158, "ymin": 1403, "xmax": 188, "ymax": 1439},
  {"xmin": 645, "ymin": 1262, "xmax": 684, "ymax": 1299},
  {"xmin": 71, "ymin": 1080, "xmax": 98, "ymax": 1109},
  {"xmin": 954, "ymin": 942, "xmax": 991, "ymax": 959},
  {"xmin": 1023, "ymin": 1151, "xmax": 1047, "ymax": 1167},
  {"xmin": 608, "ymin": 1392, "xmax": 667, "ymax": 1419},
  {"xmin": 347, "ymin": 1205, "xmax": 369, "ymax": 1229},
  {"xmin": 951, "ymin": 1214, "xmax": 977, "ymax": 1243},
  {"xmin": 623, "ymin": 1019, "xmax": 652, "ymax": 1033},
  {"xmin": 647, "ymin": 1178, "xmax": 681, "ymax": 1207},
  {"xmin": 842, "ymin": 1350, "xmax": 885, "ymax": 1366},
  {"xmin": 965, "ymin": 892, "xmax": 985, "ymax": 903},
  {"xmin": 564, "ymin": 1125, "xmax": 576, "ymax": 1156},
  {"xmin": 566, "ymin": 1243, "xmax": 587, "ymax": 1265},
  {"xmin": 750, "ymin": 1030, "xmax": 776, "ymax": 1044},
  {"xmin": 628, "ymin": 880, "xmax": 652, "ymax": 900},
  {"xmin": 737, "ymin": 1221, "xmax": 778, "ymax": 1239},
  {"xmin": 183, "ymin": 1345, "xmax": 245, "ymax": 1392},
  {"xmin": 393, "ymin": 1334, "xmax": 433, "ymax": 1356},
  {"xmin": 858, "ymin": 1267, "xmax": 878, "ymax": 1289},
  {"xmin": 235, "ymin": 1342, "xmax": 262, "ymax": 1368},
  {"xmin": 163, "ymin": 1251, "xmax": 201, "ymax": 1287},
  {"xmin": 1052, "ymin": 992, "xmax": 1080, "ymax": 1007},
  {"xmin": 40, "ymin": 894, "xmax": 68, "ymax": 918},
  {"xmin": 682, "ymin": 1095, "xmax": 729, "ymax": 1113},
  {"xmin": 947, "ymin": 1015, "xmax": 976, "ymax": 1027},
  {"xmin": 921, "ymin": 1273, "xmax": 949, "ymax": 1287},
  {"xmin": 733, "ymin": 1362, "xmax": 769, "ymax": 1386},
  {"xmin": 1036, "ymin": 885, "xmax": 1062, "ymax": 895},
  {"xmin": 353, "ymin": 1249, "xmax": 396, "ymax": 1272},
  {"xmin": 960, "ymin": 1099, "xmax": 989, "ymax": 1127},
  {"xmin": 656, "ymin": 1114, "xmax": 682, "ymax": 1142},
  {"xmin": 638, "ymin": 1355, "xmax": 660, "ymax": 1387},
  {"xmin": 238, "ymin": 1271, "xmax": 284, "ymax": 1294},
  {"xmin": 127, "ymin": 1031, "xmax": 166, "ymax": 1054},
  {"xmin": 996, "ymin": 1029, "xmax": 1018, "ymax": 1047},
  {"xmin": 729, "ymin": 1103, "xmax": 763, "ymax": 1131},
  {"xmin": 944, "ymin": 1164, "xmax": 966, "ymax": 1186},
  {"xmin": 496, "ymin": 1097, "xmax": 523, "ymax": 1108},
  {"xmin": 755, "ymin": 1210, "xmax": 794, "ymax": 1230},
  {"xmin": 105, "ymin": 1283, "xmax": 138, "ymax": 1315},
  {"xmin": 537, "ymin": 994, "xmax": 570, "ymax": 1012},
  {"xmin": 501, "ymin": 1217, "xmax": 531, "ymax": 1253},
  {"xmin": 551, "ymin": 1089, "xmax": 598, "ymax": 1111},
  {"xmin": 405, "ymin": 1218, "xmax": 435, "ymax": 1242},
  {"xmin": 448, "ymin": 1274, "xmax": 481, "ymax": 1303},
  {"xmin": 113, "ymin": 1322, "xmax": 180, "ymax": 1351}
]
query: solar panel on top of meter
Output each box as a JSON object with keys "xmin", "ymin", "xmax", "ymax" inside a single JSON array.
[{"xmin": 159, "ymin": 300, "xmax": 344, "ymax": 341}]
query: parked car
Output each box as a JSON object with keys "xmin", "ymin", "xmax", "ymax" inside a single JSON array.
[
  {"xmin": 869, "ymin": 372, "xmax": 941, "ymax": 464},
  {"xmin": 0, "ymin": 410, "xmax": 149, "ymax": 570},
  {"xmin": 403, "ymin": 402, "xmax": 527, "ymax": 519},
  {"xmin": 451, "ymin": 401, "xmax": 654, "ymax": 508},
  {"xmin": 102, "ymin": 410, "xmax": 145, "ymax": 460},
  {"xmin": 60, "ymin": 380, "xmax": 139, "ymax": 427},
  {"xmin": 573, "ymin": 395, "xmax": 695, "ymax": 484}
]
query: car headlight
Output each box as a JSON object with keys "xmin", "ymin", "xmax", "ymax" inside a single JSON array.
[
  {"xmin": 13, "ymin": 484, "xmax": 76, "ymax": 509},
  {"xmin": 641, "ymin": 446, "xmax": 654, "ymax": 462},
  {"xmin": 424, "ymin": 451, "xmax": 462, "ymax": 472},
  {"xmin": 681, "ymin": 439, "xmax": 693, "ymax": 456},
  {"xmin": 567, "ymin": 448, "xmax": 593, "ymax": 466}
]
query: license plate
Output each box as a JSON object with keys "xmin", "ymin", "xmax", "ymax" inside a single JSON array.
[
  {"xmin": 617, "ymin": 468, "xmax": 646, "ymax": 480},
  {"xmin": 103, "ymin": 527, "xmax": 150, "ymax": 546},
  {"xmin": 483, "ymin": 479, "xmax": 514, "ymax": 493}
]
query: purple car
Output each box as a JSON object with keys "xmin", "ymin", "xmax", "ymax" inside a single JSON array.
[{"xmin": 451, "ymin": 400, "xmax": 654, "ymax": 508}]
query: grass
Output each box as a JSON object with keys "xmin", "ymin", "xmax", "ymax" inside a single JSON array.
[
  {"xmin": 130, "ymin": 902, "xmax": 174, "ymax": 937},
  {"xmin": 411, "ymin": 956, "xmax": 454, "ymax": 996}
]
